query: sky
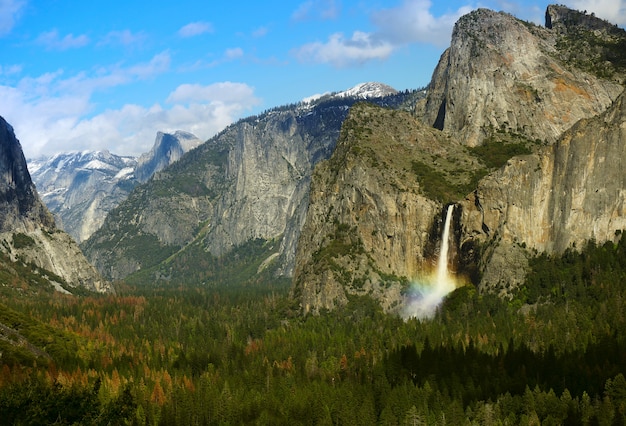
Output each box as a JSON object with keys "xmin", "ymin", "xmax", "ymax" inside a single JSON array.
[{"xmin": 1, "ymin": 0, "xmax": 625, "ymax": 158}]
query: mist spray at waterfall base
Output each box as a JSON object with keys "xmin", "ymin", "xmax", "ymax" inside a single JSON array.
[{"xmin": 403, "ymin": 205, "xmax": 458, "ymax": 320}]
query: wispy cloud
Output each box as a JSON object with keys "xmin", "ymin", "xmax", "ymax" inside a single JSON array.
[
  {"xmin": 126, "ymin": 51, "xmax": 171, "ymax": 79},
  {"xmin": 178, "ymin": 47, "xmax": 245, "ymax": 72},
  {"xmin": 0, "ymin": 63, "xmax": 22, "ymax": 76},
  {"xmin": 0, "ymin": 0, "xmax": 25, "ymax": 36},
  {"xmin": 224, "ymin": 47, "xmax": 244, "ymax": 60},
  {"xmin": 252, "ymin": 26, "xmax": 269, "ymax": 38},
  {"xmin": 36, "ymin": 29, "xmax": 90, "ymax": 50},
  {"xmin": 291, "ymin": 0, "xmax": 472, "ymax": 68},
  {"xmin": 178, "ymin": 21, "xmax": 214, "ymax": 38},
  {"xmin": 99, "ymin": 29, "xmax": 147, "ymax": 47},
  {"xmin": 166, "ymin": 81, "xmax": 258, "ymax": 105},
  {"xmin": 372, "ymin": 0, "xmax": 472, "ymax": 46},
  {"xmin": 292, "ymin": 0, "xmax": 340, "ymax": 21}
]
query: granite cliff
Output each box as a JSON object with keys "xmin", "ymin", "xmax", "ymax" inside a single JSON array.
[
  {"xmin": 82, "ymin": 85, "xmax": 416, "ymax": 281},
  {"xmin": 292, "ymin": 5, "xmax": 626, "ymax": 313},
  {"xmin": 422, "ymin": 7, "xmax": 624, "ymax": 147},
  {"xmin": 460, "ymin": 89, "xmax": 626, "ymax": 295},
  {"xmin": 134, "ymin": 131, "xmax": 202, "ymax": 183},
  {"xmin": 0, "ymin": 117, "xmax": 110, "ymax": 293},
  {"xmin": 293, "ymin": 103, "xmax": 484, "ymax": 314}
]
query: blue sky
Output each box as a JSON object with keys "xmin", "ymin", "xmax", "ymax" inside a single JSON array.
[{"xmin": 1, "ymin": 0, "xmax": 624, "ymax": 158}]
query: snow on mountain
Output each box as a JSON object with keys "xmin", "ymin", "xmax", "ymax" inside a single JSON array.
[
  {"xmin": 28, "ymin": 151, "xmax": 139, "ymax": 242},
  {"xmin": 28, "ymin": 130, "xmax": 204, "ymax": 242},
  {"xmin": 337, "ymin": 82, "xmax": 398, "ymax": 99},
  {"xmin": 301, "ymin": 82, "xmax": 398, "ymax": 106}
]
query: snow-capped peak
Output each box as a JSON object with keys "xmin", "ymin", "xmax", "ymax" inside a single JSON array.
[
  {"xmin": 337, "ymin": 82, "xmax": 398, "ymax": 99},
  {"xmin": 300, "ymin": 82, "xmax": 398, "ymax": 107}
]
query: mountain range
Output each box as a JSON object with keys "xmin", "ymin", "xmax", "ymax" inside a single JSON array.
[
  {"xmin": 28, "ymin": 130, "xmax": 202, "ymax": 243},
  {"xmin": 1, "ymin": 4, "xmax": 625, "ymax": 312}
]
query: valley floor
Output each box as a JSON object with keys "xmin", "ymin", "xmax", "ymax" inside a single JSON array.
[{"xmin": 1, "ymin": 235, "xmax": 626, "ymax": 424}]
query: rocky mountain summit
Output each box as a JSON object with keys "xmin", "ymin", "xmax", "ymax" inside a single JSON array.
[
  {"xmin": 422, "ymin": 7, "xmax": 623, "ymax": 147},
  {"xmin": 0, "ymin": 117, "xmax": 109, "ymax": 293},
  {"xmin": 134, "ymin": 131, "xmax": 202, "ymax": 183}
]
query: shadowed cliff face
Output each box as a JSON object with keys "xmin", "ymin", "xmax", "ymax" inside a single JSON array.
[
  {"xmin": 0, "ymin": 116, "xmax": 110, "ymax": 293},
  {"xmin": 0, "ymin": 117, "xmax": 55, "ymax": 232}
]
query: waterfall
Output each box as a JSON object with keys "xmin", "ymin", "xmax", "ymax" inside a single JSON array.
[
  {"xmin": 403, "ymin": 204, "xmax": 457, "ymax": 319},
  {"xmin": 436, "ymin": 204, "xmax": 455, "ymax": 288}
]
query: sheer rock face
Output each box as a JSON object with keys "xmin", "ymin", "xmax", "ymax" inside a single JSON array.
[
  {"xmin": 293, "ymin": 5, "xmax": 626, "ymax": 311},
  {"xmin": 460, "ymin": 89, "xmax": 626, "ymax": 294},
  {"xmin": 83, "ymin": 102, "xmax": 349, "ymax": 280},
  {"xmin": 293, "ymin": 104, "xmax": 462, "ymax": 314},
  {"xmin": 0, "ymin": 117, "xmax": 54, "ymax": 233},
  {"xmin": 0, "ymin": 117, "xmax": 110, "ymax": 292},
  {"xmin": 423, "ymin": 8, "xmax": 623, "ymax": 147}
]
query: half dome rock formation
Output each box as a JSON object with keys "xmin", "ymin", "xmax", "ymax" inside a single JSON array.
[
  {"xmin": 134, "ymin": 130, "xmax": 203, "ymax": 183},
  {"xmin": 0, "ymin": 116, "xmax": 110, "ymax": 293}
]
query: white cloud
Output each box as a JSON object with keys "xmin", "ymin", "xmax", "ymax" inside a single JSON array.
[
  {"xmin": 1, "ymin": 65, "xmax": 259, "ymax": 158},
  {"xmin": 566, "ymin": 0, "xmax": 626, "ymax": 25},
  {"xmin": 36, "ymin": 29, "xmax": 90, "ymax": 50},
  {"xmin": 291, "ymin": 0, "xmax": 472, "ymax": 67},
  {"xmin": 0, "ymin": 51, "xmax": 255, "ymax": 158},
  {"xmin": 0, "ymin": 0, "xmax": 25, "ymax": 36},
  {"xmin": 178, "ymin": 21, "xmax": 214, "ymax": 37},
  {"xmin": 37, "ymin": 98, "xmax": 258, "ymax": 157},
  {"xmin": 372, "ymin": 0, "xmax": 473, "ymax": 47},
  {"xmin": 292, "ymin": 31, "xmax": 394, "ymax": 67}
]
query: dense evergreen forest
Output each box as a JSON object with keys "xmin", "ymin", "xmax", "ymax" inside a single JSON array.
[{"xmin": 1, "ymin": 234, "xmax": 626, "ymax": 424}]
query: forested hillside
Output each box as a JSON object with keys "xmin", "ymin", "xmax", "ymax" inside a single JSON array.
[{"xmin": 1, "ymin": 234, "xmax": 626, "ymax": 424}]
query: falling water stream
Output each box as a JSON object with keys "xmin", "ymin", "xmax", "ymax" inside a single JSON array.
[
  {"xmin": 436, "ymin": 204, "xmax": 455, "ymax": 290},
  {"xmin": 404, "ymin": 204, "xmax": 457, "ymax": 319}
]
